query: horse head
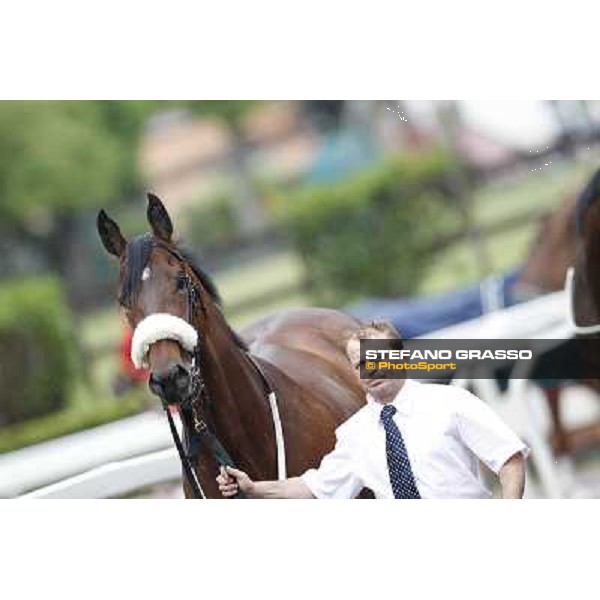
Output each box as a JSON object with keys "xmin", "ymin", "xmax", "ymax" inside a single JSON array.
[{"xmin": 97, "ymin": 193, "xmax": 219, "ymax": 407}]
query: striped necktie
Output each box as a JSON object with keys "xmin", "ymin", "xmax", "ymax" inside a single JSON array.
[{"xmin": 381, "ymin": 404, "xmax": 421, "ymax": 499}]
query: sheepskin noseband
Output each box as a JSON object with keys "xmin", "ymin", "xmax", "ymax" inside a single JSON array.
[{"xmin": 131, "ymin": 313, "xmax": 198, "ymax": 369}]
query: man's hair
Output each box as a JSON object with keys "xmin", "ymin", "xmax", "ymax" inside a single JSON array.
[{"xmin": 346, "ymin": 319, "xmax": 402, "ymax": 345}]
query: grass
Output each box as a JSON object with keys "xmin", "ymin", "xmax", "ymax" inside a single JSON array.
[
  {"xmin": 473, "ymin": 158, "xmax": 595, "ymax": 226},
  {"xmin": 227, "ymin": 289, "xmax": 313, "ymax": 329},
  {"xmin": 216, "ymin": 250, "xmax": 306, "ymax": 309},
  {"xmin": 80, "ymin": 306, "xmax": 123, "ymax": 349},
  {"xmin": 420, "ymin": 157, "xmax": 598, "ymax": 295},
  {"xmin": 419, "ymin": 224, "xmax": 535, "ymax": 295},
  {"xmin": 0, "ymin": 390, "xmax": 145, "ymax": 454}
]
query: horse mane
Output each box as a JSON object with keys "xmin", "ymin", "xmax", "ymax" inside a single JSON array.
[
  {"xmin": 179, "ymin": 246, "xmax": 249, "ymax": 351},
  {"xmin": 179, "ymin": 248, "xmax": 222, "ymax": 305},
  {"xmin": 119, "ymin": 234, "xmax": 247, "ymax": 351}
]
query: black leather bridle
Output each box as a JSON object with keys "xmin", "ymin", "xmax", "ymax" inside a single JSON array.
[{"xmin": 152, "ymin": 243, "xmax": 246, "ymax": 499}]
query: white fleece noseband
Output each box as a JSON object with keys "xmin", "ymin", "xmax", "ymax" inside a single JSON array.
[{"xmin": 131, "ymin": 313, "xmax": 198, "ymax": 369}]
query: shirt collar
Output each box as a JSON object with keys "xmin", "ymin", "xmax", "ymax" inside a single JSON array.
[{"xmin": 367, "ymin": 378, "xmax": 416, "ymax": 418}]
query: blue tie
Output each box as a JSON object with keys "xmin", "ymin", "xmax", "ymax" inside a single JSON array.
[{"xmin": 381, "ymin": 404, "xmax": 421, "ymax": 499}]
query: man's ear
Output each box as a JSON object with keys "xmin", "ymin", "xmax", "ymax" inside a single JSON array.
[
  {"xmin": 97, "ymin": 209, "xmax": 126, "ymax": 258},
  {"xmin": 147, "ymin": 193, "xmax": 173, "ymax": 242}
]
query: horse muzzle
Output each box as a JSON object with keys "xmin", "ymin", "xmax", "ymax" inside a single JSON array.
[{"xmin": 149, "ymin": 363, "xmax": 194, "ymax": 406}]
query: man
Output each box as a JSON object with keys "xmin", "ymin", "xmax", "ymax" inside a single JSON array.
[{"xmin": 218, "ymin": 322, "xmax": 528, "ymax": 499}]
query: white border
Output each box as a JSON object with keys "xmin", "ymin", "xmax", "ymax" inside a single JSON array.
[
  {"xmin": 1, "ymin": 501, "xmax": 597, "ymax": 599},
  {"xmin": 3, "ymin": 1, "xmax": 599, "ymax": 594},
  {"xmin": 2, "ymin": 2, "xmax": 600, "ymax": 99}
]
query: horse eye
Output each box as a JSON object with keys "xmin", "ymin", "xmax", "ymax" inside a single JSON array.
[{"xmin": 175, "ymin": 273, "xmax": 187, "ymax": 291}]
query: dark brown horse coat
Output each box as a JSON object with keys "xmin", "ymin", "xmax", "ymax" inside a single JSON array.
[{"xmin": 191, "ymin": 305, "xmax": 366, "ymax": 497}]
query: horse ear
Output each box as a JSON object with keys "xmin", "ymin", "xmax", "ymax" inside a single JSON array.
[
  {"xmin": 147, "ymin": 193, "xmax": 173, "ymax": 242},
  {"xmin": 97, "ymin": 209, "xmax": 126, "ymax": 258}
]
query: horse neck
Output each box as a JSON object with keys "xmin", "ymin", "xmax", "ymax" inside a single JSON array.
[
  {"xmin": 193, "ymin": 301, "xmax": 275, "ymax": 474},
  {"xmin": 518, "ymin": 197, "xmax": 577, "ymax": 293}
]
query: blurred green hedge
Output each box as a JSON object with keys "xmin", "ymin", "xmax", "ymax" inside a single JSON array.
[
  {"xmin": 0, "ymin": 277, "xmax": 78, "ymax": 426},
  {"xmin": 280, "ymin": 151, "xmax": 456, "ymax": 305},
  {"xmin": 184, "ymin": 195, "xmax": 238, "ymax": 250},
  {"xmin": 0, "ymin": 394, "xmax": 143, "ymax": 454}
]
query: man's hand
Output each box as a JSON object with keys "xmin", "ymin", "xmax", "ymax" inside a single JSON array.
[
  {"xmin": 216, "ymin": 467, "xmax": 315, "ymax": 499},
  {"xmin": 217, "ymin": 466, "xmax": 254, "ymax": 498}
]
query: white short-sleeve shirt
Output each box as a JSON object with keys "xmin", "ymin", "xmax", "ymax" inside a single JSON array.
[{"xmin": 301, "ymin": 379, "xmax": 529, "ymax": 499}]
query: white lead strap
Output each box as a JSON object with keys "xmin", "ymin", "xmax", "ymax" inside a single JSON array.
[
  {"xmin": 565, "ymin": 267, "xmax": 600, "ymax": 334},
  {"xmin": 268, "ymin": 391, "xmax": 287, "ymax": 480}
]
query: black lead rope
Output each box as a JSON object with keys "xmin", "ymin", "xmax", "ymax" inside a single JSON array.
[
  {"xmin": 164, "ymin": 405, "xmax": 206, "ymax": 499},
  {"xmin": 164, "ymin": 404, "xmax": 247, "ymax": 499}
]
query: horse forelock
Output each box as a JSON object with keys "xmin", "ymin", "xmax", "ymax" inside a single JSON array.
[{"xmin": 119, "ymin": 233, "xmax": 153, "ymax": 306}]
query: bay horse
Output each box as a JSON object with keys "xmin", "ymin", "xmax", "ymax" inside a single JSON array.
[{"xmin": 97, "ymin": 194, "xmax": 366, "ymax": 498}]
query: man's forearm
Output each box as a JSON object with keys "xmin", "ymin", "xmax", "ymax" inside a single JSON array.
[
  {"xmin": 498, "ymin": 452, "xmax": 526, "ymax": 499},
  {"xmin": 249, "ymin": 476, "xmax": 315, "ymax": 499}
]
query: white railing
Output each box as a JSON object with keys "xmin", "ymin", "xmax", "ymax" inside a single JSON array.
[
  {"xmin": 19, "ymin": 449, "xmax": 181, "ymax": 499},
  {"xmin": 1, "ymin": 411, "xmax": 175, "ymax": 498}
]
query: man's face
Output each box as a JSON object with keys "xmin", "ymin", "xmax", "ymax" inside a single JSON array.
[{"xmin": 346, "ymin": 336, "xmax": 404, "ymax": 404}]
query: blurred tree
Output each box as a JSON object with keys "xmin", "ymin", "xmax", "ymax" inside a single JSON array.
[
  {"xmin": 86, "ymin": 100, "xmax": 162, "ymax": 194},
  {"xmin": 0, "ymin": 102, "xmax": 121, "ymax": 223},
  {"xmin": 0, "ymin": 100, "xmax": 264, "ymax": 280},
  {"xmin": 0, "ymin": 101, "xmax": 163, "ymax": 278},
  {"xmin": 0, "ymin": 102, "xmax": 117, "ymax": 280}
]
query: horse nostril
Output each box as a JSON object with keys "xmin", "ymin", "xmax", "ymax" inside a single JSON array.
[
  {"xmin": 173, "ymin": 364, "xmax": 190, "ymax": 392},
  {"xmin": 149, "ymin": 372, "xmax": 166, "ymax": 397},
  {"xmin": 148, "ymin": 365, "xmax": 190, "ymax": 402}
]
